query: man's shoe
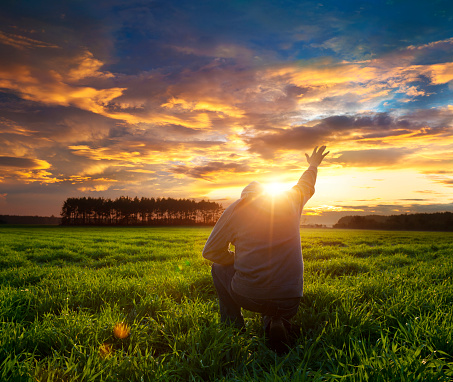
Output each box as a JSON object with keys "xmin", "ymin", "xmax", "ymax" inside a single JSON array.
[{"xmin": 268, "ymin": 317, "xmax": 289, "ymax": 354}]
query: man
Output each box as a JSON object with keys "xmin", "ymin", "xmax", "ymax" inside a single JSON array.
[{"xmin": 202, "ymin": 146, "xmax": 329, "ymax": 352}]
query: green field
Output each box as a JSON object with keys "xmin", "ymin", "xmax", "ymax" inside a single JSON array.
[{"xmin": 1, "ymin": 226, "xmax": 452, "ymax": 381}]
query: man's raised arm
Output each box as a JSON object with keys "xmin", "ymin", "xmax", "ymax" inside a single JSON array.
[{"xmin": 295, "ymin": 146, "xmax": 329, "ymax": 208}]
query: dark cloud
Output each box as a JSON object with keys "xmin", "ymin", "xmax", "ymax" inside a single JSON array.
[
  {"xmin": 421, "ymin": 170, "xmax": 453, "ymax": 187},
  {"xmin": 429, "ymin": 171, "xmax": 453, "ymax": 175},
  {"xmin": 319, "ymin": 113, "xmax": 422, "ymax": 131},
  {"xmin": 358, "ymin": 130, "xmax": 413, "ymax": 139},
  {"xmin": 329, "ymin": 148, "xmax": 414, "ymax": 167},
  {"xmin": 165, "ymin": 125, "xmax": 201, "ymax": 135},
  {"xmin": 0, "ymin": 156, "xmax": 47, "ymax": 168},
  {"xmin": 171, "ymin": 161, "xmax": 251, "ymax": 180},
  {"xmin": 415, "ymin": 190, "xmax": 443, "ymax": 195},
  {"xmin": 246, "ymin": 125, "xmax": 320, "ymax": 158},
  {"xmin": 431, "ymin": 178, "xmax": 453, "ymax": 186},
  {"xmin": 246, "ymin": 111, "xmax": 452, "ymax": 158}
]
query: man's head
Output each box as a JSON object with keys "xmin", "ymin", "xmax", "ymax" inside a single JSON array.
[{"xmin": 241, "ymin": 181, "xmax": 265, "ymax": 198}]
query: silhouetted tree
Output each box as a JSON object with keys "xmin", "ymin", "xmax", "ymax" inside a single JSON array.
[
  {"xmin": 334, "ymin": 212, "xmax": 453, "ymax": 231},
  {"xmin": 60, "ymin": 196, "xmax": 224, "ymax": 226}
]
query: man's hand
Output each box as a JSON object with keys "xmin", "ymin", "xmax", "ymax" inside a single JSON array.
[{"xmin": 305, "ymin": 146, "xmax": 329, "ymax": 167}]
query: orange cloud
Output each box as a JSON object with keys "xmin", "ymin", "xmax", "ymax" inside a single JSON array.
[
  {"xmin": 268, "ymin": 60, "xmax": 377, "ymax": 87},
  {"xmin": 0, "ymin": 63, "xmax": 126, "ymax": 118},
  {"xmin": 0, "ymin": 156, "xmax": 50, "ymax": 169},
  {"xmin": 0, "ymin": 31, "xmax": 59, "ymax": 49},
  {"xmin": 304, "ymin": 205, "xmax": 364, "ymax": 216},
  {"xmin": 0, "ymin": 156, "xmax": 59, "ymax": 183},
  {"xmin": 0, "ymin": 48, "xmax": 132, "ymax": 123},
  {"xmin": 161, "ymin": 97, "xmax": 245, "ymax": 118},
  {"xmin": 68, "ymin": 145, "xmax": 149, "ymax": 163},
  {"xmin": 424, "ymin": 62, "xmax": 453, "ymax": 85},
  {"xmin": 171, "ymin": 161, "xmax": 254, "ymax": 181},
  {"xmin": 67, "ymin": 51, "xmax": 115, "ymax": 81},
  {"xmin": 0, "ymin": 117, "xmax": 38, "ymax": 136}
]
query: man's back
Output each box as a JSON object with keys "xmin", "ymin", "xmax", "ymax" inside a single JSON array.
[
  {"xmin": 229, "ymin": 187, "xmax": 305, "ymax": 299},
  {"xmin": 202, "ymin": 146, "xmax": 329, "ymax": 349}
]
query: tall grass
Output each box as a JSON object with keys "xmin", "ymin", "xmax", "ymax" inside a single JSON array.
[{"xmin": 1, "ymin": 226, "xmax": 452, "ymax": 381}]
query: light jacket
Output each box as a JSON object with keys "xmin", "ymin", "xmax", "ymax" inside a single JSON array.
[{"xmin": 202, "ymin": 166, "xmax": 317, "ymax": 299}]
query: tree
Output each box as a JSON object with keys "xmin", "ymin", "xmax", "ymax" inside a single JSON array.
[{"xmin": 60, "ymin": 195, "xmax": 224, "ymax": 226}]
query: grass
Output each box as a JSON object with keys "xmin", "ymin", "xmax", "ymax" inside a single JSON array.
[{"xmin": 0, "ymin": 225, "xmax": 452, "ymax": 381}]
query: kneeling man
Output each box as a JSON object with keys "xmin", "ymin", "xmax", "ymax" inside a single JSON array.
[{"xmin": 202, "ymin": 146, "xmax": 329, "ymax": 351}]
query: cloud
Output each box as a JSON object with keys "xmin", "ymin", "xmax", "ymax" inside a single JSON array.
[
  {"xmin": 329, "ymin": 148, "xmax": 414, "ymax": 167},
  {"xmin": 415, "ymin": 190, "xmax": 443, "ymax": 195},
  {"xmin": 0, "ymin": 156, "xmax": 57, "ymax": 183},
  {"xmin": 407, "ymin": 37, "xmax": 453, "ymax": 51},
  {"xmin": 245, "ymin": 111, "xmax": 451, "ymax": 158},
  {"xmin": 246, "ymin": 125, "xmax": 325, "ymax": 158},
  {"xmin": 0, "ymin": 116, "xmax": 37, "ymax": 136},
  {"xmin": 161, "ymin": 97, "xmax": 245, "ymax": 118},
  {"xmin": 424, "ymin": 62, "xmax": 453, "ymax": 85},
  {"xmin": 67, "ymin": 51, "xmax": 115, "ymax": 81},
  {"xmin": 171, "ymin": 161, "xmax": 252, "ymax": 181},
  {"xmin": 0, "ymin": 27, "xmax": 127, "ymax": 120},
  {"xmin": 0, "ymin": 156, "xmax": 50, "ymax": 169},
  {"xmin": 67, "ymin": 144, "xmax": 169, "ymax": 165},
  {"xmin": 0, "ymin": 59, "xmax": 126, "ymax": 120},
  {"xmin": 171, "ymin": 43, "xmax": 255, "ymax": 61},
  {"xmin": 426, "ymin": 173, "xmax": 453, "ymax": 186},
  {"xmin": 0, "ymin": 31, "xmax": 59, "ymax": 50},
  {"xmin": 331, "ymin": 148, "xmax": 416, "ymax": 167}
]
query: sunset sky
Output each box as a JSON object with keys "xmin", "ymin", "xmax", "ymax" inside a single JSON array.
[{"xmin": 1, "ymin": 0, "xmax": 452, "ymax": 225}]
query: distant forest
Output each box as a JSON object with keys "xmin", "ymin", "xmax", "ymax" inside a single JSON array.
[
  {"xmin": 334, "ymin": 212, "xmax": 453, "ymax": 231},
  {"xmin": 0, "ymin": 215, "xmax": 61, "ymax": 225},
  {"xmin": 61, "ymin": 196, "xmax": 224, "ymax": 226}
]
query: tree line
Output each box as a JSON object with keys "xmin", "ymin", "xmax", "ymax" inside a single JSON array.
[
  {"xmin": 0, "ymin": 215, "xmax": 61, "ymax": 225},
  {"xmin": 334, "ymin": 212, "xmax": 453, "ymax": 231},
  {"xmin": 61, "ymin": 196, "xmax": 224, "ymax": 226}
]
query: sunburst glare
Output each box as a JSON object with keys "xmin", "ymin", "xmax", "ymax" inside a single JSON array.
[{"xmin": 265, "ymin": 182, "xmax": 289, "ymax": 196}]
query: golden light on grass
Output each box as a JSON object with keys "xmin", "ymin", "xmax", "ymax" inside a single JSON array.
[{"xmin": 113, "ymin": 322, "xmax": 130, "ymax": 339}]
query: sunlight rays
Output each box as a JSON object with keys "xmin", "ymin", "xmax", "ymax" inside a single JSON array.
[{"xmin": 264, "ymin": 182, "xmax": 290, "ymax": 196}]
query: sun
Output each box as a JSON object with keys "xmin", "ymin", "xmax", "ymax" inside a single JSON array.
[{"xmin": 265, "ymin": 182, "xmax": 289, "ymax": 196}]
